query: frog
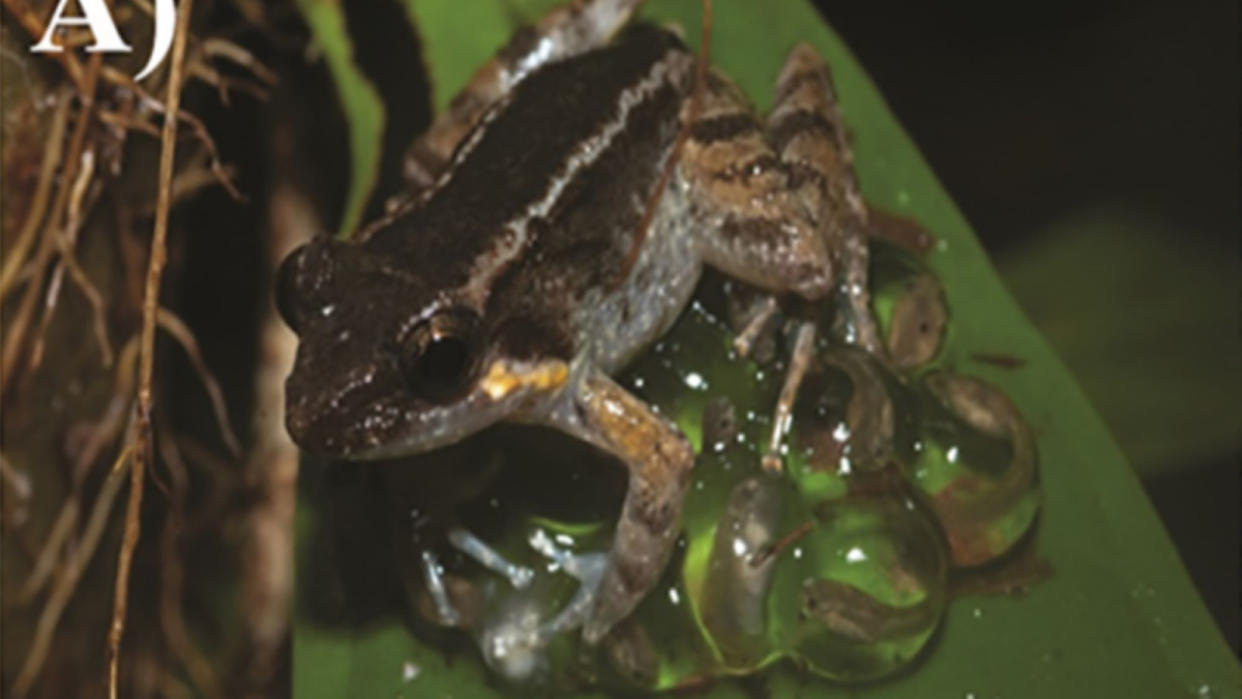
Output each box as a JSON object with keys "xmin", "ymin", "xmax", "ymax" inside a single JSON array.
[{"xmin": 276, "ymin": 0, "xmax": 882, "ymax": 645}]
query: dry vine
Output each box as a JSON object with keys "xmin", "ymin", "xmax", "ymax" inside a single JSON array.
[
  {"xmin": 106, "ymin": 1, "xmax": 197, "ymax": 696},
  {"xmin": 1, "ymin": 0, "xmax": 273, "ymax": 696}
]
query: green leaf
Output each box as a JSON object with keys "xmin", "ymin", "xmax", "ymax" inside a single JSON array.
[
  {"xmin": 296, "ymin": 0, "xmax": 386, "ymax": 238},
  {"xmin": 296, "ymin": 1, "xmax": 1241, "ymax": 696}
]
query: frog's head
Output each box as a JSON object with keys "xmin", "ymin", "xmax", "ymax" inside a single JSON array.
[{"xmin": 275, "ymin": 237, "xmax": 569, "ymax": 459}]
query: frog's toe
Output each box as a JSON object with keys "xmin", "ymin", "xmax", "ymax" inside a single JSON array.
[
  {"xmin": 420, "ymin": 549, "xmax": 463, "ymax": 626},
  {"xmin": 448, "ymin": 526, "xmax": 535, "ymax": 589}
]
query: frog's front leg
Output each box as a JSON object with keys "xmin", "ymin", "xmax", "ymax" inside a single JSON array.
[
  {"xmin": 403, "ymin": 0, "xmax": 646, "ymax": 190},
  {"xmin": 546, "ymin": 367, "xmax": 694, "ymax": 643}
]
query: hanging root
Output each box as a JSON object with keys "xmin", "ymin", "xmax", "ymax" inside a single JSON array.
[{"xmin": 107, "ymin": 3, "xmax": 197, "ymax": 697}]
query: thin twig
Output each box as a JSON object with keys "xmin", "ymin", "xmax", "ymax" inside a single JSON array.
[
  {"xmin": 28, "ymin": 149, "xmax": 107, "ymax": 372},
  {"xmin": 750, "ymin": 519, "xmax": 815, "ymax": 568},
  {"xmin": 0, "ymin": 55, "xmax": 101, "ymax": 400},
  {"xmin": 0, "ymin": 452, "xmax": 32, "ymax": 525},
  {"xmin": 157, "ymin": 308, "xmax": 243, "ymax": 457},
  {"xmin": 201, "ymin": 37, "xmax": 277, "ymax": 85},
  {"xmin": 61, "ymin": 251, "xmax": 116, "ymax": 367},
  {"xmin": 100, "ymin": 66, "xmax": 244, "ymax": 201},
  {"xmin": 0, "ymin": 89, "xmax": 70, "ymax": 300},
  {"xmin": 19, "ymin": 337, "xmax": 138, "ymax": 603},
  {"xmin": 26, "ymin": 262, "xmax": 65, "ymax": 373},
  {"xmin": 188, "ymin": 60, "xmax": 270, "ymax": 104},
  {"xmin": 96, "ymin": 109, "xmax": 162, "ymax": 138},
  {"xmin": 137, "ymin": 162, "xmax": 239, "ymax": 216},
  {"xmin": 18, "ymin": 498, "xmax": 79, "ymax": 604},
  {"xmin": 108, "ymin": 3, "xmax": 195, "ymax": 696},
  {"xmin": 14, "ymin": 443, "xmax": 135, "ymax": 697},
  {"xmin": 155, "ymin": 422, "xmax": 221, "ymax": 698}
]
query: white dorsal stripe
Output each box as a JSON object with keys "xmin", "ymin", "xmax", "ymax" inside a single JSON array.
[{"xmin": 461, "ymin": 49, "xmax": 691, "ymax": 306}]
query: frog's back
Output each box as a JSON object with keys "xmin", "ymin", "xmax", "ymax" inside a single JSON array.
[{"xmin": 365, "ymin": 25, "xmax": 696, "ymax": 361}]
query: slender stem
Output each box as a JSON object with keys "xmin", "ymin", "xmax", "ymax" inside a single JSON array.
[{"xmin": 108, "ymin": 1, "xmax": 196, "ymax": 696}]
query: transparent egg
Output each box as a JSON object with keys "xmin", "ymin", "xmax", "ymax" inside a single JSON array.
[
  {"xmin": 870, "ymin": 241, "xmax": 949, "ymax": 370},
  {"xmin": 766, "ymin": 495, "xmax": 948, "ymax": 682},
  {"xmin": 698, "ymin": 476, "xmax": 787, "ymax": 671},
  {"xmin": 785, "ymin": 347, "xmax": 914, "ymax": 500},
  {"xmin": 905, "ymin": 370, "xmax": 1041, "ymax": 567}
]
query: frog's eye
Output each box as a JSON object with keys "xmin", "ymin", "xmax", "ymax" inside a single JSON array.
[
  {"xmin": 274, "ymin": 247, "xmax": 308, "ymax": 334},
  {"xmin": 399, "ymin": 309, "xmax": 480, "ymax": 400}
]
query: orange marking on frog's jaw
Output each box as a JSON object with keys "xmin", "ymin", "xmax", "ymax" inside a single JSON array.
[{"xmin": 479, "ymin": 359, "xmax": 569, "ymax": 401}]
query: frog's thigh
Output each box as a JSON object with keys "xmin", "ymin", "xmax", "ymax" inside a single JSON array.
[
  {"xmin": 768, "ymin": 43, "xmax": 866, "ymax": 222},
  {"xmin": 404, "ymin": 0, "xmax": 646, "ymax": 189},
  {"xmin": 550, "ymin": 368, "xmax": 694, "ymax": 643},
  {"xmin": 680, "ymin": 71, "xmax": 834, "ymax": 299},
  {"xmin": 768, "ymin": 44, "xmax": 884, "ymax": 353}
]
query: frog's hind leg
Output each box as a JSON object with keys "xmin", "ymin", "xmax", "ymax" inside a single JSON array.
[
  {"xmin": 679, "ymin": 70, "xmax": 836, "ymax": 300},
  {"xmin": 768, "ymin": 43, "xmax": 882, "ymax": 353},
  {"xmin": 681, "ymin": 49, "xmax": 886, "ymax": 471},
  {"xmin": 447, "ymin": 527, "xmax": 535, "ymax": 590},
  {"xmin": 761, "ymin": 321, "xmax": 817, "ymax": 472},
  {"xmin": 546, "ymin": 368, "xmax": 695, "ymax": 643},
  {"xmin": 403, "ymin": 0, "xmax": 647, "ymax": 190}
]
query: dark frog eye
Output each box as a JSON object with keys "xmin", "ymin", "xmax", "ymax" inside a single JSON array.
[
  {"xmin": 399, "ymin": 309, "xmax": 481, "ymax": 400},
  {"xmin": 274, "ymin": 247, "xmax": 307, "ymax": 333}
]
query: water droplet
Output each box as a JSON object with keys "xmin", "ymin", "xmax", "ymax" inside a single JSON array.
[
  {"xmin": 683, "ymin": 371, "xmax": 706, "ymax": 390},
  {"xmin": 401, "ymin": 660, "xmax": 420, "ymax": 682}
]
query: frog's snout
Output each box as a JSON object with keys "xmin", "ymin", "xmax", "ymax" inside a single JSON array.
[{"xmin": 273, "ymin": 237, "xmax": 343, "ymax": 335}]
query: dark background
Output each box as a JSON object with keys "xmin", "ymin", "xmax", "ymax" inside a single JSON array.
[{"xmin": 810, "ymin": 0, "xmax": 1239, "ymax": 651}]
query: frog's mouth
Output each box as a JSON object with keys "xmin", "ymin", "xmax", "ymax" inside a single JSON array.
[{"xmin": 284, "ymin": 357, "xmax": 571, "ymax": 460}]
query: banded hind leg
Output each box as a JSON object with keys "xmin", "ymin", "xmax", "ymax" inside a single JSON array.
[
  {"xmin": 768, "ymin": 44, "xmax": 882, "ymax": 354},
  {"xmin": 403, "ymin": 0, "xmax": 647, "ymax": 191},
  {"xmin": 678, "ymin": 48, "xmax": 885, "ymax": 470}
]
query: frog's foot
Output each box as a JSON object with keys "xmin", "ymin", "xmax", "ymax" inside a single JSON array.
[
  {"xmin": 528, "ymin": 529, "xmax": 609, "ymax": 634},
  {"xmin": 448, "ymin": 526, "xmax": 535, "ymax": 590},
  {"xmin": 418, "ymin": 527, "xmax": 534, "ymax": 628},
  {"xmin": 420, "ymin": 549, "xmax": 462, "ymax": 626},
  {"xmin": 477, "ymin": 531, "xmax": 607, "ymax": 681},
  {"xmin": 761, "ymin": 321, "xmax": 817, "ymax": 472},
  {"xmin": 731, "ymin": 293, "xmax": 780, "ymax": 359},
  {"xmin": 548, "ymin": 368, "xmax": 695, "ymax": 644}
]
